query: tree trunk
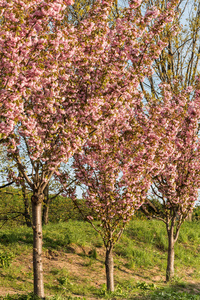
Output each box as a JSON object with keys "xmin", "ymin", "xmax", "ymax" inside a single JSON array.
[
  {"xmin": 32, "ymin": 193, "xmax": 45, "ymax": 299},
  {"xmin": 166, "ymin": 228, "xmax": 175, "ymax": 282},
  {"xmin": 105, "ymin": 246, "xmax": 114, "ymax": 292},
  {"xmin": 22, "ymin": 184, "xmax": 32, "ymax": 227},
  {"xmin": 42, "ymin": 184, "xmax": 50, "ymax": 225}
]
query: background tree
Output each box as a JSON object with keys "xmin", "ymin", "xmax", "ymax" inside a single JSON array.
[
  {"xmin": 136, "ymin": 0, "xmax": 200, "ymax": 282},
  {"xmin": 142, "ymin": 82, "xmax": 200, "ymax": 282},
  {"xmin": 64, "ymin": 76, "xmax": 193, "ymax": 291},
  {"xmin": 66, "ymin": 104, "xmax": 158, "ymax": 292},
  {"xmin": 141, "ymin": 0, "xmax": 200, "ymax": 90}
]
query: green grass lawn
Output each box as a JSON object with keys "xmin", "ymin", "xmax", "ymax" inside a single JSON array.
[{"xmin": 0, "ymin": 219, "xmax": 200, "ymax": 299}]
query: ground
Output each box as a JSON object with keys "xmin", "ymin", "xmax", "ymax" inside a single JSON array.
[{"xmin": 1, "ymin": 243, "xmax": 200, "ymax": 299}]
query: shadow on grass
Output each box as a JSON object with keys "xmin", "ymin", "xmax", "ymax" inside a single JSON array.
[
  {"xmin": 0, "ymin": 293, "xmax": 85, "ymax": 300},
  {"xmin": 0, "ymin": 232, "xmax": 33, "ymax": 246},
  {"xmin": 43, "ymin": 235, "xmax": 71, "ymax": 250},
  {"xmin": 0, "ymin": 293, "xmax": 40, "ymax": 300},
  {"xmin": 1, "ymin": 283, "xmax": 200, "ymax": 300},
  {"xmin": 92, "ymin": 281, "xmax": 200, "ymax": 300},
  {"xmin": 131, "ymin": 283, "xmax": 200, "ymax": 300},
  {"xmin": 0, "ymin": 231, "xmax": 72, "ymax": 251}
]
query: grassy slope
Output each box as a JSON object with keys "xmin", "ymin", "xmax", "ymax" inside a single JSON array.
[{"xmin": 0, "ymin": 219, "xmax": 200, "ymax": 299}]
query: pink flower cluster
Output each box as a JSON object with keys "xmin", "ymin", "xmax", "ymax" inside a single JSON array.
[{"xmin": 151, "ymin": 82, "xmax": 200, "ymax": 217}]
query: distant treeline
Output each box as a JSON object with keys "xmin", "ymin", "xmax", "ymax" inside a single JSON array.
[{"xmin": 0, "ymin": 186, "xmax": 200, "ymax": 227}]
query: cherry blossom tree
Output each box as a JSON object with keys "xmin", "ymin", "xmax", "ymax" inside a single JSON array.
[
  {"xmin": 136, "ymin": 0, "xmax": 200, "ymax": 282},
  {"xmin": 140, "ymin": 0, "xmax": 200, "ymax": 95},
  {"xmin": 68, "ymin": 98, "xmax": 151, "ymax": 292},
  {"xmin": 66, "ymin": 112, "xmax": 157, "ymax": 290},
  {"xmin": 1, "ymin": 0, "xmax": 178, "ymax": 297},
  {"xmin": 63, "ymin": 77, "xmax": 194, "ymax": 291},
  {"xmin": 142, "ymin": 81, "xmax": 200, "ymax": 282}
]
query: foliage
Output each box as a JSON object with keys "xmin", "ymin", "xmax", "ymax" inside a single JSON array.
[
  {"xmin": 0, "ymin": 186, "xmax": 100, "ymax": 227},
  {"xmin": 48, "ymin": 196, "xmax": 89, "ymax": 223},
  {"xmin": 192, "ymin": 205, "xmax": 200, "ymax": 221},
  {"xmin": 0, "ymin": 185, "xmax": 94, "ymax": 226},
  {"xmin": 0, "ymin": 251, "xmax": 14, "ymax": 268},
  {"xmin": 0, "ymin": 187, "xmax": 30, "ymax": 227}
]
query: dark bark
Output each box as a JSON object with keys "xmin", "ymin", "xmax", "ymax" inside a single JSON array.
[
  {"xmin": 105, "ymin": 246, "xmax": 114, "ymax": 292},
  {"xmin": 42, "ymin": 184, "xmax": 50, "ymax": 225},
  {"xmin": 22, "ymin": 184, "xmax": 32, "ymax": 227},
  {"xmin": 166, "ymin": 227, "xmax": 175, "ymax": 282},
  {"xmin": 42, "ymin": 203, "xmax": 49, "ymax": 225},
  {"xmin": 32, "ymin": 193, "xmax": 45, "ymax": 299}
]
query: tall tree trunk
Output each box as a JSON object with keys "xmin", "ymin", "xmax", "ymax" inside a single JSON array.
[
  {"xmin": 42, "ymin": 184, "xmax": 50, "ymax": 225},
  {"xmin": 105, "ymin": 245, "xmax": 114, "ymax": 292},
  {"xmin": 32, "ymin": 193, "xmax": 45, "ymax": 299},
  {"xmin": 166, "ymin": 227, "xmax": 175, "ymax": 282},
  {"xmin": 22, "ymin": 184, "xmax": 32, "ymax": 227}
]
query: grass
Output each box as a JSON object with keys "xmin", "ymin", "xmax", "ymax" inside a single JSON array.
[{"xmin": 0, "ymin": 219, "xmax": 200, "ymax": 299}]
